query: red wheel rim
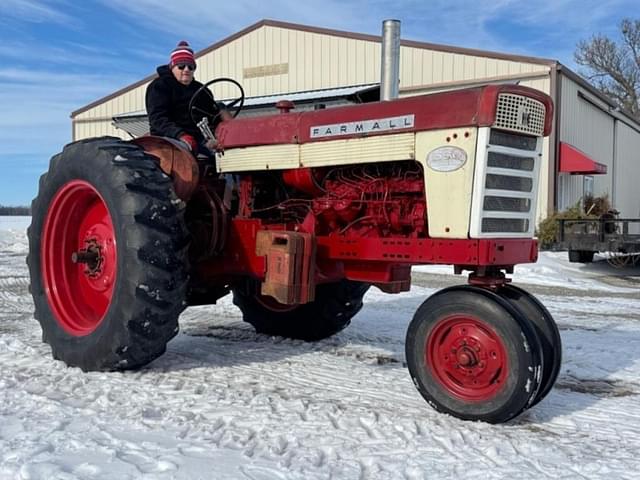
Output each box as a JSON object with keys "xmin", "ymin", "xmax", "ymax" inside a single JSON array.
[
  {"xmin": 426, "ymin": 314, "xmax": 508, "ymax": 402},
  {"xmin": 41, "ymin": 180, "xmax": 117, "ymax": 336}
]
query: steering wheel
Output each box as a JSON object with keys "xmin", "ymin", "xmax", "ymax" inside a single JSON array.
[{"xmin": 188, "ymin": 77, "xmax": 245, "ymax": 126}]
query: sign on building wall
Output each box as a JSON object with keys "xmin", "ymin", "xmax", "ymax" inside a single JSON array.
[{"xmin": 243, "ymin": 63, "xmax": 289, "ymax": 79}]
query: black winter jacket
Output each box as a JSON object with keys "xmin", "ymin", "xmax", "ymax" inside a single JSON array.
[{"xmin": 145, "ymin": 65, "xmax": 220, "ymax": 142}]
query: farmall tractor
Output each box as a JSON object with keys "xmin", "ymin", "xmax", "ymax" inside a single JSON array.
[{"xmin": 28, "ymin": 77, "xmax": 560, "ymax": 424}]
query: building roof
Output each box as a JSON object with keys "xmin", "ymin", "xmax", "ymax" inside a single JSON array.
[{"xmin": 71, "ymin": 19, "xmax": 557, "ymax": 118}]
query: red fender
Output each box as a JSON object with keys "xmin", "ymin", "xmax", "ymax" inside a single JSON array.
[{"xmin": 131, "ymin": 136, "xmax": 200, "ymax": 201}]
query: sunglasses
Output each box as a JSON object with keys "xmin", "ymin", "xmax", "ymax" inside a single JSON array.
[{"xmin": 176, "ymin": 63, "xmax": 196, "ymax": 71}]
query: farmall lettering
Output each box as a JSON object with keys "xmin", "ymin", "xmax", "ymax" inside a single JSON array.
[{"xmin": 310, "ymin": 114, "xmax": 415, "ymax": 138}]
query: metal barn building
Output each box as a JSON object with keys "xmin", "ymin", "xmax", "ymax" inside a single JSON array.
[{"xmin": 71, "ymin": 19, "xmax": 640, "ymax": 222}]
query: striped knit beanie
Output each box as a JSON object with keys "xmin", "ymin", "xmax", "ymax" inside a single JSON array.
[{"xmin": 170, "ymin": 41, "xmax": 195, "ymax": 67}]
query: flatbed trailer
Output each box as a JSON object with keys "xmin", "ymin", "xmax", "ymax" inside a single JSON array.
[{"xmin": 557, "ymin": 217, "xmax": 640, "ymax": 263}]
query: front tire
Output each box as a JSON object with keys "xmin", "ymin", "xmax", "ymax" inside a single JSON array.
[
  {"xmin": 233, "ymin": 280, "xmax": 369, "ymax": 341},
  {"xmin": 497, "ymin": 284, "xmax": 561, "ymax": 407},
  {"xmin": 405, "ymin": 286, "xmax": 543, "ymax": 423},
  {"xmin": 27, "ymin": 137, "xmax": 189, "ymax": 371}
]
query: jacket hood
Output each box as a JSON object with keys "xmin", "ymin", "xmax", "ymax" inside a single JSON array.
[{"xmin": 156, "ymin": 65, "xmax": 172, "ymax": 76}]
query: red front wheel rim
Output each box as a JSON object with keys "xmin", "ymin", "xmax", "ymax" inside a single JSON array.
[
  {"xmin": 427, "ymin": 314, "xmax": 509, "ymax": 402},
  {"xmin": 41, "ymin": 180, "xmax": 117, "ymax": 336}
]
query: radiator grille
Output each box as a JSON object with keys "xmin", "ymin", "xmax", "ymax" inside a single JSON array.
[
  {"xmin": 470, "ymin": 126, "xmax": 542, "ymax": 238},
  {"xmin": 483, "ymin": 196, "xmax": 531, "ymax": 212},
  {"xmin": 487, "ymin": 152, "xmax": 535, "ymax": 171},
  {"xmin": 495, "ymin": 94, "xmax": 546, "ymax": 136},
  {"xmin": 485, "ymin": 174, "xmax": 533, "ymax": 192},
  {"xmin": 482, "ymin": 218, "xmax": 530, "ymax": 233},
  {"xmin": 489, "ymin": 130, "xmax": 538, "ymax": 151}
]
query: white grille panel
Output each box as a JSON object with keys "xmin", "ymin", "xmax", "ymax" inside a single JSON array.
[
  {"xmin": 469, "ymin": 127, "xmax": 543, "ymax": 238},
  {"xmin": 495, "ymin": 94, "xmax": 546, "ymax": 136}
]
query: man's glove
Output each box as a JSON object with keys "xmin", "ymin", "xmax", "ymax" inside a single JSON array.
[
  {"xmin": 179, "ymin": 134, "xmax": 198, "ymax": 152},
  {"xmin": 219, "ymin": 110, "xmax": 233, "ymax": 122},
  {"xmin": 204, "ymin": 138, "xmax": 220, "ymax": 153}
]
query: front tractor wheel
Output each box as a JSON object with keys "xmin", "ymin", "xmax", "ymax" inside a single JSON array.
[
  {"xmin": 497, "ymin": 284, "xmax": 561, "ymax": 407},
  {"xmin": 233, "ymin": 280, "xmax": 370, "ymax": 341},
  {"xmin": 27, "ymin": 137, "xmax": 189, "ymax": 371},
  {"xmin": 405, "ymin": 286, "xmax": 543, "ymax": 423}
]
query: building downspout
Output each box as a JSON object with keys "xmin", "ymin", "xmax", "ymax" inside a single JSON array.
[
  {"xmin": 380, "ymin": 20, "xmax": 401, "ymax": 101},
  {"xmin": 550, "ymin": 63, "xmax": 561, "ymax": 215},
  {"xmin": 612, "ymin": 118, "xmax": 617, "ymax": 208}
]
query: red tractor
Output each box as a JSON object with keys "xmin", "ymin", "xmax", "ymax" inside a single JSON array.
[{"xmin": 28, "ymin": 79, "xmax": 560, "ymax": 423}]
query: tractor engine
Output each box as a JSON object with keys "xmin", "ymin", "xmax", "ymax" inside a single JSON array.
[
  {"xmin": 309, "ymin": 163, "xmax": 426, "ymax": 238},
  {"xmin": 252, "ymin": 162, "xmax": 426, "ymax": 238}
]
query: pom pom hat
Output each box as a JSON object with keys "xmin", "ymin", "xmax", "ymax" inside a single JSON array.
[{"xmin": 170, "ymin": 41, "xmax": 195, "ymax": 67}]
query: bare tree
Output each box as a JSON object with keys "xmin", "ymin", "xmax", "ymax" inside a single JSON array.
[{"xmin": 575, "ymin": 18, "xmax": 640, "ymax": 118}]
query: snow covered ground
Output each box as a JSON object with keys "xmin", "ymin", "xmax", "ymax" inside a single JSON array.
[{"xmin": 2, "ymin": 215, "xmax": 640, "ymax": 479}]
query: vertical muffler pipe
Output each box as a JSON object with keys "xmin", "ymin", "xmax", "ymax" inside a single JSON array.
[{"xmin": 380, "ymin": 19, "xmax": 401, "ymax": 101}]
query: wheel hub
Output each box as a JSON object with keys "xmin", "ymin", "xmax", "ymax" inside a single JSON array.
[
  {"xmin": 456, "ymin": 346, "xmax": 478, "ymax": 367},
  {"xmin": 427, "ymin": 315, "xmax": 508, "ymax": 402},
  {"xmin": 71, "ymin": 239, "xmax": 104, "ymax": 277}
]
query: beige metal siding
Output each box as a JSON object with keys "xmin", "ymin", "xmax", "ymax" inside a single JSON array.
[
  {"xmin": 557, "ymin": 173, "xmax": 583, "ymax": 212},
  {"xmin": 399, "ymin": 46, "xmax": 540, "ymax": 89},
  {"xmin": 201, "ymin": 26, "xmax": 383, "ymax": 99},
  {"xmin": 559, "ymin": 75, "xmax": 615, "ymax": 207},
  {"xmin": 73, "ymin": 79, "xmax": 152, "ymax": 141},
  {"xmin": 73, "ymin": 24, "xmax": 548, "ymax": 142},
  {"xmin": 614, "ymin": 122, "xmax": 640, "ymax": 217},
  {"xmin": 73, "ymin": 118, "xmax": 126, "ymax": 141}
]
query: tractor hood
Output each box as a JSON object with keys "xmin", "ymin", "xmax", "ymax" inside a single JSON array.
[{"xmin": 216, "ymin": 84, "xmax": 553, "ymax": 149}]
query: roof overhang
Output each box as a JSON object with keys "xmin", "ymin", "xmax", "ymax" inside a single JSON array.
[{"xmin": 559, "ymin": 142, "xmax": 607, "ymax": 175}]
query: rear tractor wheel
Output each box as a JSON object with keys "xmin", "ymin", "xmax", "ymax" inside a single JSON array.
[
  {"xmin": 405, "ymin": 286, "xmax": 543, "ymax": 423},
  {"xmin": 27, "ymin": 137, "xmax": 189, "ymax": 371}
]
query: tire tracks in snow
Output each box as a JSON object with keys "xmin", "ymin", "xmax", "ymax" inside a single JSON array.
[
  {"xmin": 5, "ymin": 247, "xmax": 640, "ymax": 477},
  {"xmin": 0, "ymin": 276, "xmax": 31, "ymax": 315}
]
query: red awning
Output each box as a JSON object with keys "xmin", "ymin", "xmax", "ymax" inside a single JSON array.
[{"xmin": 559, "ymin": 142, "xmax": 607, "ymax": 175}]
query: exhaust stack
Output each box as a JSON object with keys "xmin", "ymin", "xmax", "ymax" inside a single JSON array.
[{"xmin": 380, "ymin": 19, "xmax": 401, "ymax": 101}]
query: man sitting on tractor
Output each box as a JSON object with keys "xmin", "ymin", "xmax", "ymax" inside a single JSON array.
[{"xmin": 145, "ymin": 40, "xmax": 230, "ymax": 156}]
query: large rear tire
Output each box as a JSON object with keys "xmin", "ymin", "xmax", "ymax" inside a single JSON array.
[
  {"xmin": 405, "ymin": 286, "xmax": 543, "ymax": 423},
  {"xmin": 233, "ymin": 280, "xmax": 369, "ymax": 341},
  {"xmin": 27, "ymin": 137, "xmax": 189, "ymax": 371}
]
